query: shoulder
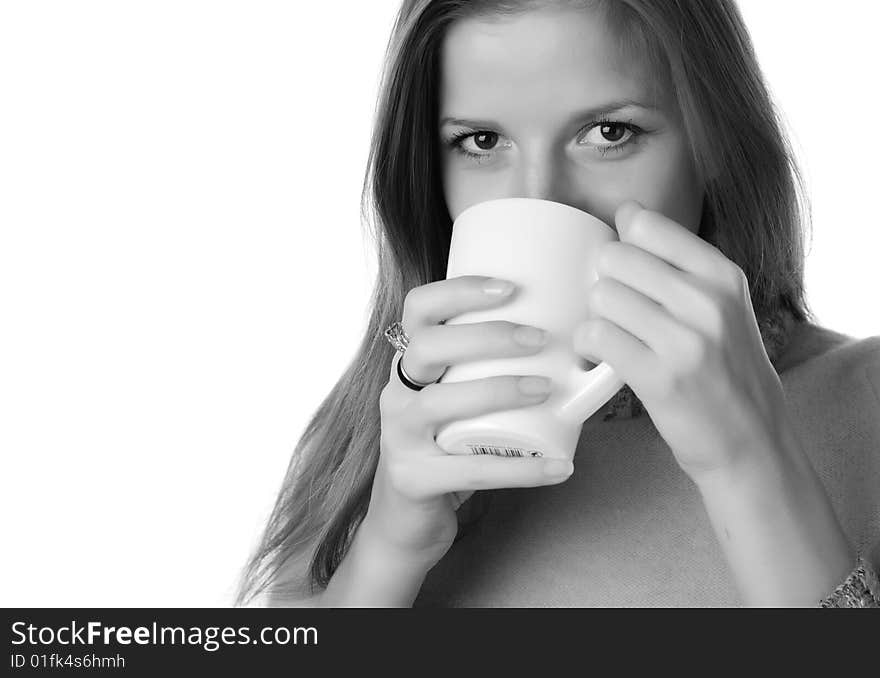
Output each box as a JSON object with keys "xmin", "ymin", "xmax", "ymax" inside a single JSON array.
[
  {"xmin": 777, "ymin": 321, "xmax": 879, "ymax": 374},
  {"xmin": 778, "ymin": 325, "xmax": 880, "ymax": 565},
  {"xmin": 777, "ymin": 321, "xmax": 880, "ymax": 410}
]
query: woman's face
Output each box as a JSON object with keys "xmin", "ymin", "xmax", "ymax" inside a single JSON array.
[{"xmin": 438, "ymin": 6, "xmax": 704, "ymax": 233}]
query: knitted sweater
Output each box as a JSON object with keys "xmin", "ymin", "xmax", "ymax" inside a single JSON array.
[{"xmin": 412, "ymin": 321, "xmax": 880, "ymax": 607}]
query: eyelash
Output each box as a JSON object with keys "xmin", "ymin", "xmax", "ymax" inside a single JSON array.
[{"xmin": 445, "ymin": 117, "xmax": 644, "ymax": 163}]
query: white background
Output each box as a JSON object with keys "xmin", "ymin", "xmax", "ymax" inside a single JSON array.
[{"xmin": 1, "ymin": 1, "xmax": 877, "ymax": 606}]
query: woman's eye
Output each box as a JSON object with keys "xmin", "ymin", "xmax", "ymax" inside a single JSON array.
[
  {"xmin": 577, "ymin": 122, "xmax": 637, "ymax": 153},
  {"xmin": 445, "ymin": 120, "xmax": 642, "ymax": 163},
  {"xmin": 447, "ymin": 131, "xmax": 511, "ymax": 163}
]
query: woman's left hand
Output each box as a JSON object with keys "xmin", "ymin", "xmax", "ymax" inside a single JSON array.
[{"xmin": 573, "ymin": 200, "xmax": 796, "ymax": 484}]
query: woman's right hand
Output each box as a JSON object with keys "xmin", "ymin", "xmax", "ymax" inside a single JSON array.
[{"xmin": 361, "ymin": 275, "xmax": 575, "ymax": 571}]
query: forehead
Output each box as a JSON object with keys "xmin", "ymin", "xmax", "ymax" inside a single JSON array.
[{"xmin": 439, "ymin": 7, "xmax": 663, "ymax": 118}]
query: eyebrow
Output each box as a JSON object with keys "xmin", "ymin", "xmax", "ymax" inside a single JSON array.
[{"xmin": 439, "ymin": 98, "xmax": 659, "ymax": 129}]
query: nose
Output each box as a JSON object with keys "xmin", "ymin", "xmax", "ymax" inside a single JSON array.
[
  {"xmin": 511, "ymin": 149, "xmax": 596, "ymax": 216},
  {"xmin": 514, "ymin": 147, "xmax": 566, "ymax": 203}
]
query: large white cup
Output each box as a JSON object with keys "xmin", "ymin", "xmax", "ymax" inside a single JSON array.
[{"xmin": 435, "ymin": 197, "xmax": 625, "ymax": 462}]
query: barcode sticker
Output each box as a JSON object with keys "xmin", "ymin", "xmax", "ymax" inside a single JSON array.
[{"xmin": 466, "ymin": 444, "xmax": 543, "ymax": 458}]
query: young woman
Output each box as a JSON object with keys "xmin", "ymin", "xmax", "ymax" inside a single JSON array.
[{"xmin": 236, "ymin": 0, "xmax": 880, "ymax": 607}]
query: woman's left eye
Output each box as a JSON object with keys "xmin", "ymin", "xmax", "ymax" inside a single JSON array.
[{"xmin": 577, "ymin": 120, "xmax": 641, "ymax": 156}]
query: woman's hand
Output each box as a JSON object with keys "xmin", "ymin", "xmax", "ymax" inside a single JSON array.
[
  {"xmin": 364, "ymin": 275, "xmax": 575, "ymax": 571},
  {"xmin": 573, "ymin": 200, "xmax": 797, "ymax": 484}
]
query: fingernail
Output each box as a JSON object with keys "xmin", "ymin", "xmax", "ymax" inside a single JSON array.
[
  {"xmin": 544, "ymin": 460, "xmax": 574, "ymax": 477},
  {"xmin": 616, "ymin": 200, "xmax": 646, "ymax": 237},
  {"xmin": 514, "ymin": 326, "xmax": 548, "ymax": 347},
  {"xmin": 483, "ymin": 278, "xmax": 515, "ymax": 296}
]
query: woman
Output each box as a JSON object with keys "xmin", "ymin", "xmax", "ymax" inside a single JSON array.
[{"xmin": 235, "ymin": 0, "xmax": 880, "ymax": 607}]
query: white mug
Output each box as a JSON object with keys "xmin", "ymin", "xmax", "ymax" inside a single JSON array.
[{"xmin": 434, "ymin": 197, "xmax": 625, "ymax": 462}]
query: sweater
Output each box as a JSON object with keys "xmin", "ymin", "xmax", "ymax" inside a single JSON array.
[{"xmin": 412, "ymin": 321, "xmax": 880, "ymax": 607}]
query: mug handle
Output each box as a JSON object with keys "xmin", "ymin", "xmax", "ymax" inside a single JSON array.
[{"xmin": 555, "ymin": 360, "xmax": 625, "ymax": 425}]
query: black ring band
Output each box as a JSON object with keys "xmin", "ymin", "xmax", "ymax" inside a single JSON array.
[{"xmin": 397, "ymin": 354, "xmax": 430, "ymax": 391}]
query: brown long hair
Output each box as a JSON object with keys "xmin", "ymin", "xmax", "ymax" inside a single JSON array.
[{"xmin": 234, "ymin": 0, "xmax": 814, "ymax": 606}]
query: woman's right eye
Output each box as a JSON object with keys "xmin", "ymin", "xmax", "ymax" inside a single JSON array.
[{"xmin": 445, "ymin": 130, "xmax": 512, "ymax": 163}]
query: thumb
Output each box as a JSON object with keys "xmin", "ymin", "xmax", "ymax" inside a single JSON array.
[{"xmin": 614, "ymin": 199, "xmax": 645, "ymax": 239}]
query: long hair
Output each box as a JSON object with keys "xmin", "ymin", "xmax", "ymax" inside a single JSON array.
[{"xmin": 234, "ymin": 0, "xmax": 814, "ymax": 606}]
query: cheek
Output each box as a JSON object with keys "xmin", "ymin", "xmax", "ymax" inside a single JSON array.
[
  {"xmin": 442, "ymin": 162, "xmax": 500, "ymax": 222},
  {"xmin": 627, "ymin": 136, "xmax": 704, "ymax": 234}
]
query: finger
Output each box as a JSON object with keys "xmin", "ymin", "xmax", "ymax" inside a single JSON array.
[
  {"xmin": 401, "ymin": 274, "xmax": 517, "ymax": 335},
  {"xmin": 573, "ymin": 317, "xmax": 657, "ymax": 392},
  {"xmin": 400, "ymin": 320, "xmax": 549, "ymax": 384},
  {"xmin": 408, "ymin": 454, "xmax": 575, "ymax": 498},
  {"xmin": 390, "ymin": 349, "xmax": 452, "ymax": 397},
  {"xmin": 400, "ymin": 373, "xmax": 553, "ymax": 439},
  {"xmin": 596, "ymin": 241, "xmax": 713, "ymax": 332},
  {"xmin": 588, "ymin": 276, "xmax": 688, "ymax": 357},
  {"xmin": 615, "ymin": 201, "xmax": 729, "ymax": 281}
]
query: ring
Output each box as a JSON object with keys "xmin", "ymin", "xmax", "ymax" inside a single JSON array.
[
  {"xmin": 384, "ymin": 320, "xmax": 435, "ymax": 391},
  {"xmin": 396, "ymin": 353, "xmax": 434, "ymax": 391}
]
